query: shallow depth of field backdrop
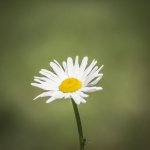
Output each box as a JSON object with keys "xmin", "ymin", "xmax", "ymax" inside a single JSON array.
[{"xmin": 0, "ymin": 1, "xmax": 150, "ymax": 150}]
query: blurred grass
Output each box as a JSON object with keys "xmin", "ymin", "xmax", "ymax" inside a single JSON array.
[{"xmin": 0, "ymin": 1, "xmax": 150, "ymax": 150}]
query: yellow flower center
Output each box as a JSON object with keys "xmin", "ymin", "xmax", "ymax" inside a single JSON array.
[{"xmin": 59, "ymin": 78, "xmax": 82, "ymax": 93}]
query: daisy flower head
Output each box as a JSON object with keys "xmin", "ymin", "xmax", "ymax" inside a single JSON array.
[{"xmin": 31, "ymin": 56, "xmax": 104, "ymax": 105}]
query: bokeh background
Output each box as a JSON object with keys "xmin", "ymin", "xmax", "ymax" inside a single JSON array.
[{"xmin": 0, "ymin": 1, "xmax": 150, "ymax": 150}]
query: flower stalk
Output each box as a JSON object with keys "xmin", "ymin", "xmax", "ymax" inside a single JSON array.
[{"xmin": 71, "ymin": 98, "xmax": 86, "ymax": 150}]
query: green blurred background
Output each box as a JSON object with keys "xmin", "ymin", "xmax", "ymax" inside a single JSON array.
[{"xmin": 0, "ymin": 1, "xmax": 150, "ymax": 150}]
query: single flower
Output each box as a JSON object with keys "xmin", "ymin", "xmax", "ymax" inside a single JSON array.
[{"xmin": 31, "ymin": 56, "xmax": 104, "ymax": 105}]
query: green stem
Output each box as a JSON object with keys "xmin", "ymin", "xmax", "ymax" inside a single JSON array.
[{"xmin": 71, "ymin": 98, "xmax": 86, "ymax": 150}]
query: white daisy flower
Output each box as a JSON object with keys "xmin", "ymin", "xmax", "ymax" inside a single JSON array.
[{"xmin": 31, "ymin": 56, "xmax": 104, "ymax": 105}]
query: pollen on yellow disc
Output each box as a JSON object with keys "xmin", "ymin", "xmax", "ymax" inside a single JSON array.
[{"xmin": 59, "ymin": 78, "xmax": 82, "ymax": 93}]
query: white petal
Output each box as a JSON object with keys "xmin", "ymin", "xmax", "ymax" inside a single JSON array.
[
  {"xmin": 83, "ymin": 63, "xmax": 103, "ymax": 86},
  {"xmin": 74, "ymin": 56, "xmax": 79, "ymax": 76},
  {"xmin": 46, "ymin": 97, "xmax": 56, "ymax": 103},
  {"xmin": 34, "ymin": 78, "xmax": 47, "ymax": 84},
  {"xmin": 83, "ymin": 73, "xmax": 102, "ymax": 87},
  {"xmin": 67, "ymin": 57, "xmax": 74, "ymax": 77},
  {"xmin": 72, "ymin": 93, "xmax": 86, "ymax": 104},
  {"xmin": 71, "ymin": 93, "xmax": 86, "ymax": 104},
  {"xmin": 54, "ymin": 93, "xmax": 65, "ymax": 99},
  {"xmin": 34, "ymin": 78, "xmax": 56, "ymax": 87},
  {"xmin": 80, "ymin": 60, "xmax": 97, "ymax": 80},
  {"xmin": 94, "ymin": 65, "xmax": 103, "ymax": 74},
  {"xmin": 88, "ymin": 66, "xmax": 98, "ymax": 75},
  {"xmin": 40, "ymin": 69, "xmax": 59, "ymax": 78},
  {"xmin": 62, "ymin": 61, "xmax": 68, "ymax": 75},
  {"xmin": 51, "ymin": 91, "xmax": 64, "ymax": 97},
  {"xmin": 34, "ymin": 76, "xmax": 59, "ymax": 87},
  {"xmin": 46, "ymin": 93, "xmax": 65, "ymax": 103},
  {"xmin": 53, "ymin": 60, "xmax": 68, "ymax": 79},
  {"xmin": 87, "ymin": 75, "xmax": 103, "ymax": 86},
  {"xmin": 33, "ymin": 91, "xmax": 54, "ymax": 100},
  {"xmin": 80, "ymin": 98, "xmax": 86, "ymax": 103},
  {"xmin": 82, "ymin": 66, "xmax": 99, "ymax": 85},
  {"xmin": 71, "ymin": 93, "xmax": 81, "ymax": 105},
  {"xmin": 97, "ymin": 65, "xmax": 104, "ymax": 72},
  {"xmin": 64, "ymin": 93, "xmax": 71, "ymax": 99},
  {"xmin": 54, "ymin": 60, "xmax": 65, "ymax": 72},
  {"xmin": 50, "ymin": 62, "xmax": 66, "ymax": 80},
  {"xmin": 77, "ymin": 56, "xmax": 88, "ymax": 78},
  {"xmin": 80, "ymin": 87, "xmax": 102, "ymax": 93},
  {"xmin": 76, "ymin": 91, "xmax": 89, "ymax": 98},
  {"xmin": 40, "ymin": 70, "xmax": 61, "ymax": 84},
  {"xmin": 31, "ymin": 83, "xmax": 59, "ymax": 91}
]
